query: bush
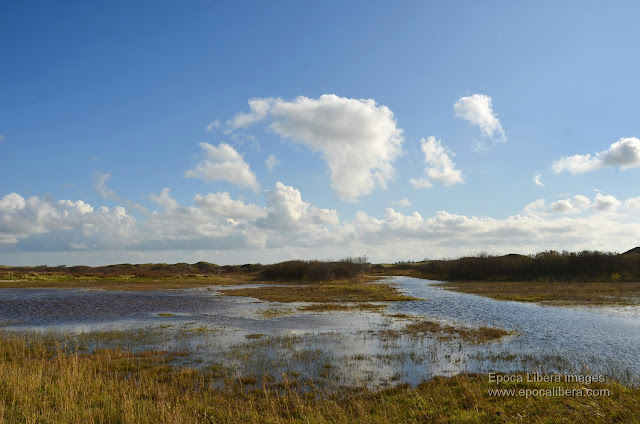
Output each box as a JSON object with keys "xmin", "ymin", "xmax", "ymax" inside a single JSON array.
[{"xmin": 259, "ymin": 258, "xmax": 368, "ymax": 282}]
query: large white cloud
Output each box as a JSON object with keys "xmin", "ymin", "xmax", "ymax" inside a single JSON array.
[
  {"xmin": 454, "ymin": 94, "xmax": 506, "ymax": 145},
  {"xmin": 185, "ymin": 142, "xmax": 260, "ymax": 191},
  {"xmin": 229, "ymin": 94, "xmax": 404, "ymax": 201},
  {"xmin": 0, "ymin": 193, "xmax": 136, "ymax": 248},
  {"xmin": 410, "ymin": 137, "xmax": 463, "ymax": 189},
  {"xmin": 553, "ymin": 137, "xmax": 640, "ymax": 174}
]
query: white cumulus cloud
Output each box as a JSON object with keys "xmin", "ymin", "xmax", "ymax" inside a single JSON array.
[
  {"xmin": 228, "ymin": 94, "xmax": 404, "ymax": 201},
  {"xmin": 410, "ymin": 137, "xmax": 463, "ymax": 189},
  {"xmin": 524, "ymin": 193, "xmax": 621, "ymax": 215},
  {"xmin": 553, "ymin": 137, "xmax": 640, "ymax": 174},
  {"xmin": 194, "ymin": 191, "xmax": 266, "ymax": 219},
  {"xmin": 259, "ymin": 182, "xmax": 339, "ymax": 231},
  {"xmin": 185, "ymin": 142, "xmax": 260, "ymax": 191},
  {"xmin": 592, "ymin": 193, "xmax": 621, "ymax": 211},
  {"xmin": 0, "ymin": 193, "xmax": 136, "ymax": 247},
  {"xmin": 454, "ymin": 94, "xmax": 506, "ymax": 145},
  {"xmin": 624, "ymin": 196, "xmax": 640, "ymax": 209}
]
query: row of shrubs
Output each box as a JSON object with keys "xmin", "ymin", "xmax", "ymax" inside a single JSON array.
[
  {"xmin": 415, "ymin": 250, "xmax": 640, "ymax": 282},
  {"xmin": 0, "ymin": 258, "xmax": 370, "ymax": 281},
  {"xmin": 259, "ymin": 257, "xmax": 369, "ymax": 282},
  {"xmin": 0, "ymin": 261, "xmax": 230, "ymax": 278}
]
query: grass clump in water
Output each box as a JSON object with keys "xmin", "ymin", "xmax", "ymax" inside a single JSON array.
[{"xmin": 221, "ymin": 276, "xmax": 420, "ymax": 304}]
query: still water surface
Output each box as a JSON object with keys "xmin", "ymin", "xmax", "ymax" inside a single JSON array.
[{"xmin": 1, "ymin": 277, "xmax": 638, "ymax": 387}]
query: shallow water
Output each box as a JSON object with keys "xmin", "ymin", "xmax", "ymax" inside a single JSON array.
[{"xmin": 1, "ymin": 277, "xmax": 638, "ymax": 387}]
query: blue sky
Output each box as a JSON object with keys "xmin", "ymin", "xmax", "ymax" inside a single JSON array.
[{"xmin": 1, "ymin": 1, "xmax": 640, "ymax": 265}]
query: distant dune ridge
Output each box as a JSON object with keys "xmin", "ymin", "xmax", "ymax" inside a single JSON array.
[{"xmin": 623, "ymin": 247, "xmax": 640, "ymax": 255}]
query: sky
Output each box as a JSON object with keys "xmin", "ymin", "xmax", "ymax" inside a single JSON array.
[{"xmin": 1, "ymin": 1, "xmax": 640, "ymax": 266}]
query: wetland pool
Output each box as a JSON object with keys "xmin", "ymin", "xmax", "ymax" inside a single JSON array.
[{"xmin": 1, "ymin": 277, "xmax": 638, "ymax": 388}]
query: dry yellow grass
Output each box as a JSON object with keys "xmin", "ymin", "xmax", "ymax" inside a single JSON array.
[
  {"xmin": 1, "ymin": 332, "xmax": 638, "ymax": 423},
  {"xmin": 438, "ymin": 281, "xmax": 640, "ymax": 305},
  {"xmin": 220, "ymin": 276, "xmax": 420, "ymax": 304}
]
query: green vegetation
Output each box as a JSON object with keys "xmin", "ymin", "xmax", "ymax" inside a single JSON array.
[
  {"xmin": 411, "ymin": 250, "xmax": 640, "ymax": 282},
  {"xmin": 1, "ymin": 332, "xmax": 638, "ymax": 423},
  {"xmin": 372, "ymin": 249, "xmax": 640, "ymax": 306},
  {"xmin": 259, "ymin": 257, "xmax": 369, "ymax": 282}
]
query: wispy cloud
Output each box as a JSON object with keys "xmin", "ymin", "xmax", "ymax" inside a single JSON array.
[
  {"xmin": 93, "ymin": 171, "xmax": 119, "ymax": 201},
  {"xmin": 534, "ymin": 174, "xmax": 544, "ymax": 187},
  {"xmin": 265, "ymin": 154, "xmax": 279, "ymax": 171},
  {"xmin": 390, "ymin": 198, "xmax": 412, "ymax": 207}
]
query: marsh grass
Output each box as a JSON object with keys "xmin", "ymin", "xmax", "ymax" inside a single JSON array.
[
  {"xmin": 298, "ymin": 302, "xmax": 387, "ymax": 313},
  {"xmin": 0, "ymin": 272, "xmax": 261, "ymax": 290},
  {"xmin": 1, "ymin": 332, "xmax": 639, "ymax": 423},
  {"xmin": 380, "ymin": 317, "xmax": 512, "ymax": 344},
  {"xmin": 220, "ymin": 276, "xmax": 420, "ymax": 304},
  {"xmin": 439, "ymin": 281, "xmax": 640, "ymax": 305},
  {"xmin": 255, "ymin": 307, "xmax": 298, "ymax": 318}
]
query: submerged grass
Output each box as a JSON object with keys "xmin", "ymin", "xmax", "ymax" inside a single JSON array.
[
  {"xmin": 379, "ymin": 317, "xmax": 512, "ymax": 344},
  {"xmin": 1, "ymin": 332, "xmax": 639, "ymax": 423},
  {"xmin": 438, "ymin": 281, "xmax": 640, "ymax": 306}
]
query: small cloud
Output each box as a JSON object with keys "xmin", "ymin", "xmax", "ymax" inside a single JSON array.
[
  {"xmin": 409, "ymin": 178, "xmax": 432, "ymax": 189},
  {"xmin": 592, "ymin": 193, "xmax": 621, "ymax": 211},
  {"xmin": 391, "ymin": 198, "xmax": 412, "ymax": 207},
  {"xmin": 206, "ymin": 120, "xmax": 221, "ymax": 132},
  {"xmin": 265, "ymin": 154, "xmax": 279, "ymax": 171},
  {"xmin": 553, "ymin": 137, "xmax": 640, "ymax": 174},
  {"xmin": 184, "ymin": 142, "xmax": 260, "ymax": 191},
  {"xmin": 454, "ymin": 94, "xmax": 506, "ymax": 144},
  {"xmin": 410, "ymin": 137, "xmax": 463, "ymax": 189},
  {"xmin": 534, "ymin": 174, "xmax": 544, "ymax": 187},
  {"xmin": 0, "ymin": 133, "xmax": 5, "ymax": 143}
]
